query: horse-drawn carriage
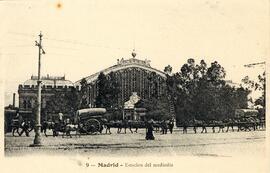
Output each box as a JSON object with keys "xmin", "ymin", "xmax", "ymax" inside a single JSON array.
[
  {"xmin": 42, "ymin": 108, "xmax": 107, "ymax": 137},
  {"xmin": 234, "ymin": 109, "xmax": 259, "ymax": 131},
  {"xmin": 75, "ymin": 108, "xmax": 107, "ymax": 134}
]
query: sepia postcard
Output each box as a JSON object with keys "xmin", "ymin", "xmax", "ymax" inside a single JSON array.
[{"xmin": 0, "ymin": 0, "xmax": 269, "ymax": 173}]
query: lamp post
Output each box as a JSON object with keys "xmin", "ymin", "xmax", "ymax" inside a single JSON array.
[{"xmin": 31, "ymin": 32, "xmax": 45, "ymax": 147}]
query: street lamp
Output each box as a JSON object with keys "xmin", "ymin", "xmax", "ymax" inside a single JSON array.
[{"xmin": 30, "ymin": 32, "xmax": 45, "ymax": 147}]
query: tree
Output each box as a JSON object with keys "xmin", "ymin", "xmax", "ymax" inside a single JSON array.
[
  {"xmin": 164, "ymin": 65, "xmax": 172, "ymax": 75},
  {"xmin": 256, "ymin": 72, "xmax": 266, "ymax": 110},
  {"xmin": 79, "ymin": 78, "xmax": 89, "ymax": 109},
  {"xmin": 206, "ymin": 61, "xmax": 226, "ymax": 85},
  {"xmin": 169, "ymin": 59, "xmax": 250, "ymax": 124},
  {"xmin": 43, "ymin": 87, "xmax": 80, "ymax": 122},
  {"xmin": 135, "ymin": 96, "xmax": 171, "ymax": 121},
  {"xmin": 242, "ymin": 71, "xmax": 265, "ymax": 118},
  {"xmin": 65, "ymin": 87, "xmax": 80, "ymax": 113},
  {"xmin": 147, "ymin": 72, "xmax": 159, "ymax": 99},
  {"xmin": 45, "ymin": 87, "xmax": 80, "ymax": 117},
  {"xmin": 107, "ymin": 72, "xmax": 121, "ymax": 108},
  {"xmin": 95, "ymin": 72, "xmax": 120, "ymax": 109},
  {"xmin": 95, "ymin": 72, "xmax": 108, "ymax": 108}
]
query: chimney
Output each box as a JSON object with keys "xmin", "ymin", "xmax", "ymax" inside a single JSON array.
[{"xmin": 12, "ymin": 93, "xmax": 16, "ymax": 107}]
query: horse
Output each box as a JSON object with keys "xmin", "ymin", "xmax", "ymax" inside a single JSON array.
[
  {"xmin": 253, "ymin": 117, "xmax": 261, "ymax": 130},
  {"xmin": 181, "ymin": 120, "xmax": 189, "ymax": 134},
  {"xmin": 61, "ymin": 123, "xmax": 81, "ymax": 138},
  {"xmin": 103, "ymin": 120, "xmax": 145, "ymax": 134},
  {"xmin": 11, "ymin": 119, "xmax": 34, "ymax": 137},
  {"xmin": 160, "ymin": 120, "xmax": 169, "ymax": 134},
  {"xmin": 102, "ymin": 120, "xmax": 132, "ymax": 134},
  {"xmin": 152, "ymin": 121, "xmax": 162, "ymax": 132},
  {"xmin": 11, "ymin": 119, "xmax": 20, "ymax": 136},
  {"xmin": 192, "ymin": 119, "xmax": 207, "ymax": 133},
  {"xmin": 209, "ymin": 120, "xmax": 225, "ymax": 133},
  {"xmin": 102, "ymin": 120, "xmax": 114, "ymax": 134},
  {"xmin": 18, "ymin": 120, "xmax": 33, "ymax": 136},
  {"xmin": 117, "ymin": 120, "xmax": 134, "ymax": 134},
  {"xmin": 236, "ymin": 117, "xmax": 256, "ymax": 132},
  {"xmin": 41, "ymin": 121, "xmax": 55, "ymax": 137},
  {"xmin": 50, "ymin": 121, "xmax": 81, "ymax": 138},
  {"xmin": 224, "ymin": 118, "xmax": 235, "ymax": 132},
  {"xmin": 128, "ymin": 120, "xmax": 146, "ymax": 133},
  {"xmin": 110, "ymin": 120, "xmax": 132, "ymax": 134},
  {"xmin": 259, "ymin": 118, "xmax": 265, "ymax": 129}
]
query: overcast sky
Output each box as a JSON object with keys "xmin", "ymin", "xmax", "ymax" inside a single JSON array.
[{"xmin": 0, "ymin": 0, "xmax": 268, "ymax": 106}]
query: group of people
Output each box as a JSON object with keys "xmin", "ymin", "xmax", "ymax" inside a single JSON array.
[{"xmin": 11, "ymin": 113, "xmax": 33, "ymax": 137}]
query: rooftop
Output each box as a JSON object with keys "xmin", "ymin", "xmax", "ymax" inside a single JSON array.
[
  {"xmin": 75, "ymin": 56, "xmax": 166, "ymax": 85},
  {"xmin": 22, "ymin": 75, "xmax": 74, "ymax": 87}
]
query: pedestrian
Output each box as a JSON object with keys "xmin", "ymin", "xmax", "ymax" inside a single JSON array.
[
  {"xmin": 58, "ymin": 113, "xmax": 63, "ymax": 123},
  {"xmin": 17, "ymin": 112, "xmax": 23, "ymax": 125},
  {"xmin": 145, "ymin": 119, "xmax": 155, "ymax": 140},
  {"xmin": 53, "ymin": 112, "xmax": 64, "ymax": 137},
  {"xmin": 168, "ymin": 119, "xmax": 174, "ymax": 134},
  {"xmin": 12, "ymin": 112, "xmax": 22, "ymax": 136},
  {"xmin": 161, "ymin": 120, "xmax": 168, "ymax": 134},
  {"xmin": 19, "ymin": 120, "xmax": 30, "ymax": 137}
]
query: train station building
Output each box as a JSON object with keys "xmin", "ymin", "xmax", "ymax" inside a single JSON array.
[{"xmin": 74, "ymin": 51, "xmax": 168, "ymax": 109}]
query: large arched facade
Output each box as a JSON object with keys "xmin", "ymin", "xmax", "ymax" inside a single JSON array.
[{"xmin": 75, "ymin": 55, "xmax": 167, "ymax": 108}]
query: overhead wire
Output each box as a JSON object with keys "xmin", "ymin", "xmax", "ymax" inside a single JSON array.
[
  {"xmin": 43, "ymin": 36, "xmax": 130, "ymax": 51},
  {"xmin": 7, "ymin": 31, "xmax": 131, "ymax": 51},
  {"xmin": 4, "ymin": 31, "xmax": 134, "ymax": 64},
  {"xmin": 7, "ymin": 31, "xmax": 36, "ymax": 38},
  {"xmin": 1, "ymin": 45, "xmax": 34, "ymax": 48}
]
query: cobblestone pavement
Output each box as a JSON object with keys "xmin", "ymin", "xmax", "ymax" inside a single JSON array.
[{"xmin": 5, "ymin": 127, "xmax": 266, "ymax": 158}]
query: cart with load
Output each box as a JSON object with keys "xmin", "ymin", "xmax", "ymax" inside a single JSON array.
[
  {"xmin": 235, "ymin": 109, "xmax": 258, "ymax": 118},
  {"xmin": 75, "ymin": 108, "xmax": 107, "ymax": 134},
  {"xmin": 235, "ymin": 109, "xmax": 258, "ymax": 131}
]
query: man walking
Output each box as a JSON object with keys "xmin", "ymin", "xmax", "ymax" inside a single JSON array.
[
  {"xmin": 145, "ymin": 119, "xmax": 155, "ymax": 140},
  {"xmin": 168, "ymin": 119, "xmax": 174, "ymax": 134}
]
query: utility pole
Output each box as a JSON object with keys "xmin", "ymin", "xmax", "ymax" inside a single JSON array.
[{"xmin": 31, "ymin": 32, "xmax": 45, "ymax": 146}]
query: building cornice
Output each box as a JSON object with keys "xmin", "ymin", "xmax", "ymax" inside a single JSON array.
[{"xmin": 75, "ymin": 57, "xmax": 166, "ymax": 86}]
